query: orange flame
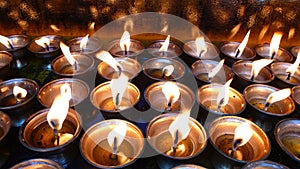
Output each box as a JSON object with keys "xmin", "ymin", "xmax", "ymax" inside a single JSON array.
[
  {"xmin": 107, "ymin": 122, "xmax": 127, "ymax": 154},
  {"xmin": 269, "ymin": 32, "xmax": 283, "ymax": 58},
  {"xmin": 47, "ymin": 84, "xmax": 71, "ymax": 131},
  {"xmin": 233, "ymin": 123, "xmax": 253, "ymax": 148},
  {"xmin": 195, "ymin": 36, "xmax": 207, "ymax": 57},
  {"xmin": 258, "ymin": 25, "xmax": 269, "ymax": 41},
  {"xmin": 159, "ymin": 35, "xmax": 170, "ymax": 52},
  {"xmin": 229, "ymin": 23, "xmax": 242, "ymax": 40},
  {"xmin": 50, "ymin": 24, "xmax": 60, "ymax": 32},
  {"xmin": 120, "ymin": 31, "xmax": 131, "ymax": 52},
  {"xmin": 35, "ymin": 37, "xmax": 50, "ymax": 49},
  {"xmin": 235, "ymin": 30, "xmax": 251, "ymax": 58},
  {"xmin": 0, "ymin": 35, "xmax": 13, "ymax": 49},
  {"xmin": 80, "ymin": 34, "xmax": 89, "ymax": 51},
  {"xmin": 60, "ymin": 42, "xmax": 77, "ymax": 66},
  {"xmin": 250, "ymin": 59, "xmax": 273, "ymax": 80}
]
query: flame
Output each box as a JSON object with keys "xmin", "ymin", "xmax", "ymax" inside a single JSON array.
[
  {"xmin": 88, "ymin": 22, "xmax": 95, "ymax": 31},
  {"xmin": 50, "ymin": 24, "xmax": 60, "ymax": 32},
  {"xmin": 13, "ymin": 86, "xmax": 27, "ymax": 98},
  {"xmin": 80, "ymin": 34, "xmax": 89, "ymax": 50},
  {"xmin": 161, "ymin": 24, "xmax": 168, "ymax": 34},
  {"xmin": 195, "ymin": 36, "xmax": 207, "ymax": 57},
  {"xmin": 162, "ymin": 65, "xmax": 174, "ymax": 77},
  {"xmin": 60, "ymin": 42, "xmax": 77, "ymax": 66},
  {"xmin": 96, "ymin": 51, "xmax": 122, "ymax": 73},
  {"xmin": 110, "ymin": 73, "xmax": 129, "ymax": 109},
  {"xmin": 0, "ymin": 35, "xmax": 13, "ymax": 49},
  {"xmin": 124, "ymin": 19, "xmax": 134, "ymax": 32},
  {"xmin": 162, "ymin": 82, "xmax": 180, "ymax": 106},
  {"xmin": 168, "ymin": 110, "xmax": 191, "ymax": 147},
  {"xmin": 120, "ymin": 31, "xmax": 131, "ymax": 52},
  {"xmin": 265, "ymin": 88, "xmax": 291, "ymax": 106},
  {"xmin": 35, "ymin": 37, "xmax": 50, "ymax": 49},
  {"xmin": 47, "ymin": 84, "xmax": 71, "ymax": 131},
  {"xmin": 250, "ymin": 59, "xmax": 273, "ymax": 80},
  {"xmin": 233, "ymin": 123, "xmax": 253, "ymax": 148},
  {"xmin": 159, "ymin": 35, "xmax": 170, "ymax": 52},
  {"xmin": 286, "ymin": 52, "xmax": 300, "ymax": 77},
  {"xmin": 269, "ymin": 32, "xmax": 283, "ymax": 58},
  {"xmin": 235, "ymin": 30, "xmax": 251, "ymax": 58},
  {"xmin": 229, "ymin": 23, "xmax": 242, "ymax": 40},
  {"xmin": 288, "ymin": 28, "xmax": 295, "ymax": 40},
  {"xmin": 208, "ymin": 59, "xmax": 225, "ymax": 79},
  {"xmin": 258, "ymin": 25, "xmax": 269, "ymax": 41},
  {"xmin": 216, "ymin": 78, "xmax": 233, "ymax": 109},
  {"xmin": 107, "ymin": 122, "xmax": 127, "ymax": 153}
]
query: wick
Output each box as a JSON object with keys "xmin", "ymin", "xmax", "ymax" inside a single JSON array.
[
  {"xmin": 161, "ymin": 69, "xmax": 166, "ymax": 79},
  {"xmin": 199, "ymin": 50, "xmax": 205, "ymax": 58},
  {"xmin": 74, "ymin": 61, "xmax": 79, "ymax": 71},
  {"xmin": 115, "ymin": 93, "xmax": 120, "ymax": 111},
  {"xmin": 44, "ymin": 43, "xmax": 50, "ymax": 51},
  {"xmin": 287, "ymin": 72, "xmax": 291, "ymax": 80},
  {"xmin": 235, "ymin": 49, "xmax": 240, "ymax": 58},
  {"xmin": 124, "ymin": 45, "xmax": 128, "ymax": 56},
  {"xmin": 162, "ymin": 51, "xmax": 167, "ymax": 57},
  {"xmin": 250, "ymin": 73, "xmax": 255, "ymax": 81},
  {"xmin": 172, "ymin": 130, "xmax": 179, "ymax": 154},
  {"xmin": 8, "ymin": 40, "xmax": 14, "ymax": 49},
  {"xmin": 263, "ymin": 102, "xmax": 270, "ymax": 111},
  {"xmin": 217, "ymin": 98, "xmax": 225, "ymax": 112},
  {"xmin": 111, "ymin": 136, "xmax": 118, "ymax": 159},
  {"xmin": 53, "ymin": 128, "xmax": 60, "ymax": 146},
  {"xmin": 117, "ymin": 65, "xmax": 122, "ymax": 77},
  {"xmin": 166, "ymin": 96, "xmax": 174, "ymax": 112},
  {"xmin": 271, "ymin": 52, "xmax": 276, "ymax": 59},
  {"xmin": 15, "ymin": 93, "xmax": 24, "ymax": 104},
  {"xmin": 231, "ymin": 138, "xmax": 243, "ymax": 157}
]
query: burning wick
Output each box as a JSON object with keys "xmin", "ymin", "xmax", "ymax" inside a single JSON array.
[
  {"xmin": 44, "ymin": 43, "xmax": 50, "ymax": 51},
  {"xmin": 159, "ymin": 35, "xmax": 170, "ymax": 57},
  {"xmin": 286, "ymin": 53, "xmax": 300, "ymax": 80},
  {"xmin": 195, "ymin": 36, "xmax": 207, "ymax": 58},
  {"xmin": 120, "ymin": 31, "xmax": 131, "ymax": 56},
  {"xmin": 13, "ymin": 86, "xmax": 27, "ymax": 104},
  {"xmin": 216, "ymin": 78, "xmax": 233, "ymax": 113},
  {"xmin": 172, "ymin": 130, "xmax": 179, "ymax": 153},
  {"xmin": 161, "ymin": 65, "xmax": 174, "ymax": 79},
  {"xmin": 50, "ymin": 120, "xmax": 60, "ymax": 146},
  {"xmin": 263, "ymin": 88, "xmax": 291, "ymax": 111},
  {"xmin": 115, "ymin": 93, "xmax": 120, "ymax": 111},
  {"xmin": 271, "ymin": 52, "xmax": 276, "ymax": 60},
  {"xmin": 162, "ymin": 82, "xmax": 180, "ymax": 112},
  {"xmin": 167, "ymin": 96, "xmax": 174, "ymax": 112},
  {"xmin": 235, "ymin": 49, "xmax": 240, "ymax": 58},
  {"xmin": 234, "ymin": 30, "xmax": 251, "ymax": 59},
  {"xmin": 230, "ymin": 138, "xmax": 242, "ymax": 157},
  {"xmin": 111, "ymin": 136, "xmax": 118, "ymax": 159},
  {"xmin": 269, "ymin": 32, "xmax": 283, "ymax": 60},
  {"xmin": 0, "ymin": 35, "xmax": 14, "ymax": 49},
  {"xmin": 208, "ymin": 59, "xmax": 225, "ymax": 81},
  {"xmin": 250, "ymin": 59, "xmax": 273, "ymax": 81},
  {"xmin": 229, "ymin": 123, "xmax": 253, "ymax": 159}
]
